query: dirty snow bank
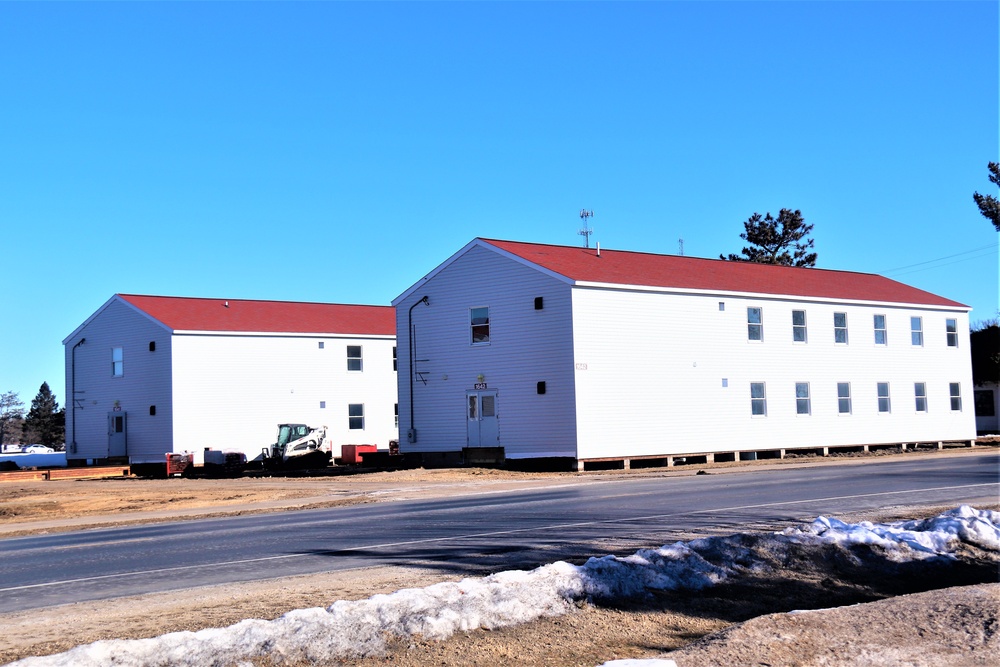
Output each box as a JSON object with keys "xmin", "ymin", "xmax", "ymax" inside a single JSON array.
[{"xmin": 9, "ymin": 506, "xmax": 998, "ymax": 667}]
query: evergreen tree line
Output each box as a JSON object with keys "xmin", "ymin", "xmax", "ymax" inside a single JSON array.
[{"xmin": 0, "ymin": 383, "xmax": 65, "ymax": 449}]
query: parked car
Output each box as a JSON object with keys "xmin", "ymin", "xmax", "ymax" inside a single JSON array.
[{"xmin": 22, "ymin": 445, "xmax": 55, "ymax": 453}]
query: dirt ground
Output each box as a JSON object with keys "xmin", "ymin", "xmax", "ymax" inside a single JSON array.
[{"xmin": 1, "ymin": 447, "xmax": 998, "ymax": 666}]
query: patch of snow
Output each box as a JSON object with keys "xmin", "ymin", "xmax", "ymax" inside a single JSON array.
[{"xmin": 9, "ymin": 506, "xmax": 998, "ymax": 667}]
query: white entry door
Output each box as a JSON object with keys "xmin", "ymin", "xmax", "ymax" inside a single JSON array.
[
  {"xmin": 108, "ymin": 412, "xmax": 127, "ymax": 457},
  {"xmin": 466, "ymin": 390, "xmax": 499, "ymax": 447}
]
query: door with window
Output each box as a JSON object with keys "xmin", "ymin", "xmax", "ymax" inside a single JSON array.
[
  {"xmin": 108, "ymin": 412, "xmax": 127, "ymax": 457},
  {"xmin": 466, "ymin": 390, "xmax": 499, "ymax": 447}
]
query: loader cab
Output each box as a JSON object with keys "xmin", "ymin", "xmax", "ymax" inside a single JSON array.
[{"xmin": 276, "ymin": 424, "xmax": 311, "ymax": 448}]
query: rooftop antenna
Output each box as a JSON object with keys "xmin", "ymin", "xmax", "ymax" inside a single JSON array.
[
  {"xmin": 578, "ymin": 209, "xmax": 594, "ymax": 248},
  {"xmin": 678, "ymin": 238, "xmax": 684, "ymax": 256}
]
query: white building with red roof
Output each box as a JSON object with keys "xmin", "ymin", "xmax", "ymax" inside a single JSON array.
[
  {"xmin": 393, "ymin": 239, "xmax": 976, "ymax": 469},
  {"xmin": 63, "ymin": 295, "xmax": 398, "ymax": 466}
]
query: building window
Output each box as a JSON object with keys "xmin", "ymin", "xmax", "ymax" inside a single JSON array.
[
  {"xmin": 975, "ymin": 390, "xmax": 996, "ymax": 417},
  {"xmin": 318, "ymin": 341, "xmax": 325, "ymax": 349},
  {"xmin": 792, "ymin": 310, "xmax": 807, "ymax": 343},
  {"xmin": 949, "ymin": 383, "xmax": 962, "ymax": 411},
  {"xmin": 750, "ymin": 382, "xmax": 767, "ymax": 416},
  {"xmin": 837, "ymin": 382, "xmax": 852, "ymax": 414},
  {"xmin": 946, "ymin": 319, "xmax": 958, "ymax": 347},
  {"xmin": 914, "ymin": 383, "xmax": 927, "ymax": 412},
  {"xmin": 877, "ymin": 382, "xmax": 891, "ymax": 413},
  {"xmin": 471, "ymin": 307, "xmax": 490, "ymax": 344},
  {"xmin": 348, "ymin": 403, "xmax": 364, "ymax": 429},
  {"xmin": 112, "ymin": 347, "xmax": 124, "ymax": 377},
  {"xmin": 911, "ymin": 317, "xmax": 923, "ymax": 346},
  {"xmin": 393, "ymin": 346, "xmax": 397, "ymax": 371},
  {"xmin": 747, "ymin": 307, "xmax": 763, "ymax": 341},
  {"xmin": 795, "ymin": 382, "xmax": 811, "ymax": 415},
  {"xmin": 874, "ymin": 314, "xmax": 887, "ymax": 346},
  {"xmin": 320, "ymin": 401, "xmax": 326, "ymax": 409},
  {"xmin": 718, "ymin": 302, "xmax": 725, "ymax": 311},
  {"xmin": 394, "ymin": 403, "xmax": 399, "ymax": 428},
  {"xmin": 347, "ymin": 345, "xmax": 363, "ymax": 371},
  {"xmin": 834, "ymin": 312, "xmax": 848, "ymax": 344},
  {"xmin": 149, "ymin": 405, "xmax": 156, "ymax": 416}
]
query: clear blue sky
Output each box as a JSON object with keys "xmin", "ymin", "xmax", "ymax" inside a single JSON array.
[{"xmin": 1, "ymin": 1, "xmax": 997, "ymax": 410}]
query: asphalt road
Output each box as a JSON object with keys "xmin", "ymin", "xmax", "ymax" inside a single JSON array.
[{"xmin": 1, "ymin": 453, "xmax": 996, "ymax": 614}]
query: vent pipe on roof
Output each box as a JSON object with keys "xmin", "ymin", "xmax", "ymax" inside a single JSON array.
[
  {"xmin": 596, "ymin": 242, "xmax": 600, "ymax": 257},
  {"xmin": 224, "ymin": 301, "xmax": 229, "ymax": 308}
]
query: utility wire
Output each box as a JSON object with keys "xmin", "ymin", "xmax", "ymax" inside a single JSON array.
[{"xmin": 879, "ymin": 243, "xmax": 998, "ymax": 276}]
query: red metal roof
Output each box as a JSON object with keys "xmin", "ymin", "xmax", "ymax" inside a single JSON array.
[
  {"xmin": 482, "ymin": 239, "xmax": 967, "ymax": 308},
  {"xmin": 117, "ymin": 294, "xmax": 395, "ymax": 335}
]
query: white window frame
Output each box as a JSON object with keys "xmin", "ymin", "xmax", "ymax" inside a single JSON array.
[
  {"xmin": 949, "ymin": 383, "xmax": 962, "ymax": 411},
  {"xmin": 348, "ymin": 403, "xmax": 365, "ymax": 430},
  {"xmin": 946, "ymin": 319, "xmax": 958, "ymax": 347},
  {"xmin": 750, "ymin": 382, "xmax": 767, "ymax": 416},
  {"xmin": 471, "ymin": 306, "xmax": 490, "ymax": 345},
  {"xmin": 347, "ymin": 345, "xmax": 363, "ymax": 372},
  {"xmin": 911, "ymin": 317, "xmax": 923, "ymax": 346},
  {"xmin": 747, "ymin": 307, "xmax": 763, "ymax": 342},
  {"xmin": 112, "ymin": 346, "xmax": 124, "ymax": 377},
  {"xmin": 874, "ymin": 314, "xmax": 887, "ymax": 346},
  {"xmin": 795, "ymin": 382, "xmax": 811, "ymax": 415},
  {"xmin": 914, "ymin": 382, "xmax": 927, "ymax": 412},
  {"xmin": 792, "ymin": 310, "xmax": 807, "ymax": 343},
  {"xmin": 877, "ymin": 382, "xmax": 891, "ymax": 413},
  {"xmin": 837, "ymin": 382, "xmax": 852, "ymax": 414},
  {"xmin": 834, "ymin": 312, "xmax": 848, "ymax": 344}
]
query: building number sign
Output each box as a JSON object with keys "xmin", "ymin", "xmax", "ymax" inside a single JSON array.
[{"xmin": 474, "ymin": 382, "xmax": 488, "ymax": 390}]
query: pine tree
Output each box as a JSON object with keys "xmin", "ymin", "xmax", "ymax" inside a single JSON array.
[
  {"xmin": 0, "ymin": 391, "xmax": 24, "ymax": 446},
  {"xmin": 23, "ymin": 382, "xmax": 64, "ymax": 448},
  {"xmin": 721, "ymin": 208, "xmax": 817, "ymax": 268},
  {"xmin": 973, "ymin": 162, "xmax": 1000, "ymax": 232}
]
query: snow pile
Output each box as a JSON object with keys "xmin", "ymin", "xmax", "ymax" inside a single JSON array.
[
  {"xmin": 780, "ymin": 505, "xmax": 1000, "ymax": 559},
  {"xmin": 9, "ymin": 506, "xmax": 997, "ymax": 667}
]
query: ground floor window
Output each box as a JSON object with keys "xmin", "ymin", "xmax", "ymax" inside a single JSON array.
[
  {"xmin": 750, "ymin": 382, "xmax": 766, "ymax": 416},
  {"xmin": 795, "ymin": 382, "xmax": 810, "ymax": 415},
  {"xmin": 837, "ymin": 382, "xmax": 852, "ymax": 414},
  {"xmin": 877, "ymin": 382, "xmax": 891, "ymax": 413},
  {"xmin": 914, "ymin": 383, "xmax": 927, "ymax": 412},
  {"xmin": 949, "ymin": 383, "xmax": 962, "ymax": 411},
  {"xmin": 975, "ymin": 390, "xmax": 995, "ymax": 416},
  {"xmin": 348, "ymin": 403, "xmax": 364, "ymax": 429}
]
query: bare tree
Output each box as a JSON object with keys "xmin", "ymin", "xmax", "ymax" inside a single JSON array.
[{"xmin": 0, "ymin": 391, "xmax": 24, "ymax": 446}]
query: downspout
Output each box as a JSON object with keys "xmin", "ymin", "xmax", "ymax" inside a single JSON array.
[
  {"xmin": 71, "ymin": 338, "xmax": 86, "ymax": 454},
  {"xmin": 407, "ymin": 296, "xmax": 429, "ymax": 443}
]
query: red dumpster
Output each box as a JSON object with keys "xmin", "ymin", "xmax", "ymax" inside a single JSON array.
[
  {"xmin": 341, "ymin": 445, "xmax": 377, "ymax": 465},
  {"xmin": 166, "ymin": 452, "xmax": 192, "ymax": 476}
]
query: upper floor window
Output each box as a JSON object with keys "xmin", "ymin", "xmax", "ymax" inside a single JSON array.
[
  {"xmin": 795, "ymin": 382, "xmax": 811, "ymax": 415},
  {"xmin": 946, "ymin": 319, "xmax": 958, "ymax": 347},
  {"xmin": 914, "ymin": 382, "xmax": 927, "ymax": 412},
  {"xmin": 747, "ymin": 307, "xmax": 763, "ymax": 341},
  {"xmin": 911, "ymin": 317, "xmax": 923, "ymax": 346},
  {"xmin": 834, "ymin": 312, "xmax": 848, "ymax": 344},
  {"xmin": 393, "ymin": 346, "xmax": 398, "ymax": 371},
  {"xmin": 877, "ymin": 382, "xmax": 891, "ymax": 413},
  {"xmin": 347, "ymin": 346, "xmax": 363, "ymax": 371},
  {"xmin": 471, "ymin": 307, "xmax": 490, "ymax": 345},
  {"xmin": 792, "ymin": 310, "xmax": 807, "ymax": 343},
  {"xmin": 949, "ymin": 383, "xmax": 962, "ymax": 411},
  {"xmin": 112, "ymin": 347, "xmax": 124, "ymax": 377},
  {"xmin": 874, "ymin": 314, "xmax": 887, "ymax": 346},
  {"xmin": 750, "ymin": 382, "xmax": 767, "ymax": 416},
  {"xmin": 837, "ymin": 382, "xmax": 852, "ymax": 414}
]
